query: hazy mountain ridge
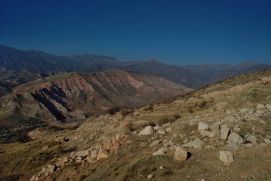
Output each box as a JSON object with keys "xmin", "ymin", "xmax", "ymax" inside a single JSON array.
[
  {"xmin": 0, "ymin": 68, "xmax": 46, "ymax": 97},
  {"xmin": 1, "ymin": 45, "xmax": 270, "ymax": 89}
]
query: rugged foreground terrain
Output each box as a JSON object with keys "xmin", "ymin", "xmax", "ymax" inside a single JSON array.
[{"xmin": 1, "ymin": 70, "xmax": 271, "ymax": 180}]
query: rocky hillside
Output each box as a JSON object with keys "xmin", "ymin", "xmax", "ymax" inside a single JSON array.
[
  {"xmin": 120, "ymin": 60, "xmax": 271, "ymax": 88},
  {"xmin": 1, "ymin": 45, "xmax": 270, "ymax": 89},
  {"xmin": 0, "ymin": 70, "xmax": 190, "ymax": 142},
  {"xmin": 0, "ymin": 69, "xmax": 270, "ymax": 180}
]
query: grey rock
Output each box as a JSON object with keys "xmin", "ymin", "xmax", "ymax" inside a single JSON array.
[
  {"xmin": 138, "ymin": 126, "xmax": 154, "ymax": 136},
  {"xmin": 219, "ymin": 151, "xmax": 234, "ymax": 165},
  {"xmin": 220, "ymin": 127, "xmax": 230, "ymax": 140},
  {"xmin": 198, "ymin": 122, "xmax": 209, "ymax": 131},
  {"xmin": 244, "ymin": 135, "xmax": 257, "ymax": 145},
  {"xmin": 264, "ymin": 138, "xmax": 271, "ymax": 144},
  {"xmin": 153, "ymin": 125, "xmax": 161, "ymax": 130},
  {"xmin": 76, "ymin": 150, "xmax": 89, "ymax": 158},
  {"xmin": 256, "ymin": 104, "xmax": 265, "ymax": 110},
  {"xmin": 157, "ymin": 128, "xmax": 167, "ymax": 135},
  {"xmin": 228, "ymin": 132, "xmax": 243, "ymax": 145}
]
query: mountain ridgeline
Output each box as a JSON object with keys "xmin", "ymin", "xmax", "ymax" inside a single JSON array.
[{"xmin": 1, "ymin": 45, "xmax": 270, "ymax": 89}]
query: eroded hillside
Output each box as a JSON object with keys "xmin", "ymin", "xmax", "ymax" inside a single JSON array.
[
  {"xmin": 0, "ymin": 70, "xmax": 190, "ymax": 143},
  {"xmin": 0, "ymin": 69, "xmax": 271, "ymax": 180}
]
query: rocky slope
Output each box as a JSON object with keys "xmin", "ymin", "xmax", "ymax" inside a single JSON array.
[
  {"xmin": 0, "ymin": 70, "xmax": 190, "ymax": 142},
  {"xmin": 0, "ymin": 69, "xmax": 271, "ymax": 180},
  {"xmin": 1, "ymin": 45, "xmax": 270, "ymax": 89}
]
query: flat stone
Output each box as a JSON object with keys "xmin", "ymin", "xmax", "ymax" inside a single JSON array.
[
  {"xmin": 198, "ymin": 122, "xmax": 209, "ymax": 131},
  {"xmin": 152, "ymin": 147, "xmax": 168, "ymax": 156},
  {"xmin": 157, "ymin": 128, "xmax": 166, "ymax": 135},
  {"xmin": 150, "ymin": 140, "xmax": 161, "ymax": 147},
  {"xmin": 256, "ymin": 104, "xmax": 265, "ymax": 110},
  {"xmin": 200, "ymin": 130, "xmax": 215, "ymax": 138},
  {"xmin": 184, "ymin": 138, "xmax": 203, "ymax": 149},
  {"xmin": 219, "ymin": 151, "xmax": 234, "ymax": 166},
  {"xmin": 210, "ymin": 122, "xmax": 221, "ymax": 136}
]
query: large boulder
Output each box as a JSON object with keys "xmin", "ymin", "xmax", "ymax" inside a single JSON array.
[
  {"xmin": 219, "ymin": 151, "xmax": 234, "ymax": 166},
  {"xmin": 174, "ymin": 147, "xmax": 188, "ymax": 161},
  {"xmin": 220, "ymin": 126, "xmax": 230, "ymax": 140},
  {"xmin": 138, "ymin": 126, "xmax": 154, "ymax": 136},
  {"xmin": 227, "ymin": 132, "xmax": 243, "ymax": 145}
]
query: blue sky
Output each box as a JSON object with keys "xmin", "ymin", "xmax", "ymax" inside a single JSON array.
[{"xmin": 0, "ymin": 0, "xmax": 271, "ymax": 65}]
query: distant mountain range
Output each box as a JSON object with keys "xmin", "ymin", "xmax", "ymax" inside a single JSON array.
[{"xmin": 1, "ymin": 44, "xmax": 270, "ymax": 89}]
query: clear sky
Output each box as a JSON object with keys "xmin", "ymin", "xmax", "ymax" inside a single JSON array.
[{"xmin": 0, "ymin": 0, "xmax": 271, "ymax": 65}]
